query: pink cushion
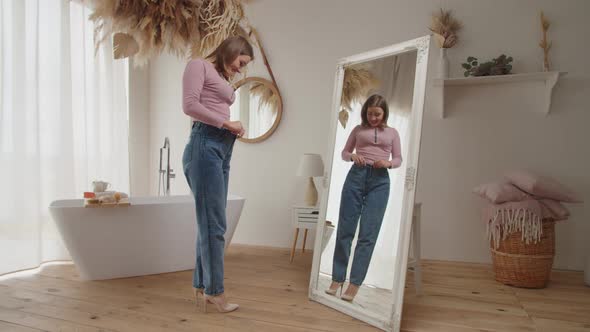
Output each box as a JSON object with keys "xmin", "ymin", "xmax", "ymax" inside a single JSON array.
[
  {"xmin": 505, "ymin": 170, "xmax": 582, "ymax": 203},
  {"xmin": 473, "ymin": 181, "xmax": 529, "ymax": 204},
  {"xmin": 539, "ymin": 199, "xmax": 570, "ymax": 220}
]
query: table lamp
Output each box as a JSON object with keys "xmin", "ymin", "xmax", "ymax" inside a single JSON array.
[{"xmin": 296, "ymin": 153, "xmax": 324, "ymax": 206}]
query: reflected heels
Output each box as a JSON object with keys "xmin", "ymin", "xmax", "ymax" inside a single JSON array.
[
  {"xmin": 325, "ymin": 281, "xmax": 344, "ymax": 296},
  {"xmin": 341, "ymin": 284, "xmax": 359, "ymax": 302},
  {"xmin": 202, "ymin": 293, "xmax": 239, "ymax": 313}
]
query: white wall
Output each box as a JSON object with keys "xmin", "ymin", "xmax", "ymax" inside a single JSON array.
[{"xmin": 135, "ymin": 0, "xmax": 590, "ymax": 270}]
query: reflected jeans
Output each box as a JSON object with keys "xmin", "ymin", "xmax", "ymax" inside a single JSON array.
[
  {"xmin": 182, "ymin": 121, "xmax": 236, "ymax": 296},
  {"xmin": 332, "ymin": 164, "xmax": 390, "ymax": 286}
]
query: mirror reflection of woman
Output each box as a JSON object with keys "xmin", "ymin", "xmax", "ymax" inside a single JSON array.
[
  {"xmin": 181, "ymin": 36, "xmax": 253, "ymax": 313},
  {"xmin": 326, "ymin": 94, "xmax": 402, "ymax": 302}
]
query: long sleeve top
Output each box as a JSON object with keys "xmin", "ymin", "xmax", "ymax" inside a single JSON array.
[
  {"xmin": 182, "ymin": 58, "xmax": 235, "ymax": 128},
  {"xmin": 341, "ymin": 125, "xmax": 402, "ymax": 168}
]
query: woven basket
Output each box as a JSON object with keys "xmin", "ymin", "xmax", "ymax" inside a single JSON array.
[{"xmin": 490, "ymin": 220, "xmax": 555, "ymax": 288}]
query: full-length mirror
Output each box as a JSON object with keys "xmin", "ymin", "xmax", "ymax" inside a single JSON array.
[
  {"xmin": 229, "ymin": 77, "xmax": 282, "ymax": 143},
  {"xmin": 309, "ymin": 36, "xmax": 430, "ymax": 332}
]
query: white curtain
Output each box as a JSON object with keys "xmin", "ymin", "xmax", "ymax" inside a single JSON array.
[
  {"xmin": 0, "ymin": 0, "xmax": 129, "ymax": 276},
  {"xmin": 320, "ymin": 51, "xmax": 416, "ymax": 289}
]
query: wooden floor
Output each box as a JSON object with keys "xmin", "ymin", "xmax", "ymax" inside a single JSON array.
[{"xmin": 0, "ymin": 246, "xmax": 589, "ymax": 332}]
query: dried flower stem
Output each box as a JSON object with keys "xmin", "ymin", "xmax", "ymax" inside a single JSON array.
[{"xmin": 539, "ymin": 11, "xmax": 552, "ymax": 71}]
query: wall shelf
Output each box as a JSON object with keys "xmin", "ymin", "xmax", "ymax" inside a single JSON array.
[{"xmin": 433, "ymin": 71, "xmax": 567, "ymax": 118}]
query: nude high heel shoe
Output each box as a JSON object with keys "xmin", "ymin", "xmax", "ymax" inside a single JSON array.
[
  {"xmin": 341, "ymin": 284, "xmax": 359, "ymax": 302},
  {"xmin": 202, "ymin": 293, "xmax": 239, "ymax": 313},
  {"xmin": 325, "ymin": 281, "xmax": 344, "ymax": 296}
]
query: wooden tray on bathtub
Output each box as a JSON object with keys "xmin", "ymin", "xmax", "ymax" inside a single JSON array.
[{"xmin": 84, "ymin": 198, "xmax": 130, "ymax": 208}]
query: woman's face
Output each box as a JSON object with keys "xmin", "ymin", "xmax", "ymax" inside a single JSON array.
[
  {"xmin": 227, "ymin": 55, "xmax": 252, "ymax": 78},
  {"xmin": 367, "ymin": 106, "xmax": 385, "ymax": 127}
]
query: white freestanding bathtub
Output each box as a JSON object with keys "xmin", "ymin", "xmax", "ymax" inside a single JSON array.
[{"xmin": 49, "ymin": 194, "xmax": 245, "ymax": 280}]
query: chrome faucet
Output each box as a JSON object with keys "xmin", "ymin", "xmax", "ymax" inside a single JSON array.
[{"xmin": 158, "ymin": 137, "xmax": 176, "ymax": 196}]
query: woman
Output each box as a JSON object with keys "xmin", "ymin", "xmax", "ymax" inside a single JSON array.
[
  {"xmin": 182, "ymin": 35, "xmax": 253, "ymax": 313},
  {"xmin": 326, "ymin": 94, "xmax": 402, "ymax": 302}
]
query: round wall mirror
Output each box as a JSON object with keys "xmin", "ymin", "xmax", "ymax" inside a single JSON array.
[{"xmin": 230, "ymin": 77, "xmax": 282, "ymax": 143}]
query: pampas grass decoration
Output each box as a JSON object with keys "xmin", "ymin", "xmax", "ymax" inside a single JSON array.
[
  {"xmin": 113, "ymin": 32, "xmax": 139, "ymax": 59},
  {"xmin": 249, "ymin": 82, "xmax": 279, "ymax": 114},
  {"xmin": 197, "ymin": 0, "xmax": 244, "ymax": 57},
  {"xmin": 338, "ymin": 109, "xmax": 349, "ymax": 129},
  {"xmin": 341, "ymin": 66, "xmax": 379, "ymax": 112},
  {"xmin": 89, "ymin": 0, "xmax": 245, "ymax": 66},
  {"xmin": 429, "ymin": 8, "xmax": 463, "ymax": 48},
  {"xmin": 339, "ymin": 66, "xmax": 379, "ymax": 128},
  {"xmin": 90, "ymin": 0, "xmax": 202, "ymax": 65}
]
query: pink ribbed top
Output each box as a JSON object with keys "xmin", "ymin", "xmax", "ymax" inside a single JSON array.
[
  {"xmin": 182, "ymin": 58, "xmax": 235, "ymax": 128},
  {"xmin": 341, "ymin": 125, "xmax": 402, "ymax": 168}
]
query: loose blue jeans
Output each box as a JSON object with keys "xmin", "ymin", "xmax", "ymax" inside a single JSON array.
[
  {"xmin": 182, "ymin": 121, "xmax": 236, "ymax": 296},
  {"xmin": 332, "ymin": 164, "xmax": 390, "ymax": 286}
]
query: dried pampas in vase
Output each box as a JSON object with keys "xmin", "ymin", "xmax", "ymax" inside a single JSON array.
[
  {"xmin": 428, "ymin": 8, "xmax": 463, "ymax": 78},
  {"xmin": 429, "ymin": 8, "xmax": 463, "ymax": 49}
]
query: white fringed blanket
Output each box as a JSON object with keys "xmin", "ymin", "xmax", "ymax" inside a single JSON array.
[{"xmin": 485, "ymin": 200, "xmax": 559, "ymax": 249}]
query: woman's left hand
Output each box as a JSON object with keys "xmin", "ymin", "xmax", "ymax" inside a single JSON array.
[{"xmin": 373, "ymin": 160, "xmax": 391, "ymax": 169}]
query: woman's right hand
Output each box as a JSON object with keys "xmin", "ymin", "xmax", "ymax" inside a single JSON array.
[
  {"xmin": 222, "ymin": 121, "xmax": 245, "ymax": 137},
  {"xmin": 351, "ymin": 154, "xmax": 366, "ymax": 166}
]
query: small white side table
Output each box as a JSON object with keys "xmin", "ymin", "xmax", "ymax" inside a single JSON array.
[{"xmin": 290, "ymin": 205, "xmax": 319, "ymax": 263}]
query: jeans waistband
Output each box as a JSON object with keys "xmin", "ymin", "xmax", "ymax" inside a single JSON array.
[
  {"xmin": 352, "ymin": 163, "xmax": 377, "ymax": 169},
  {"xmin": 192, "ymin": 121, "xmax": 235, "ymax": 138},
  {"xmin": 351, "ymin": 163, "xmax": 389, "ymax": 176}
]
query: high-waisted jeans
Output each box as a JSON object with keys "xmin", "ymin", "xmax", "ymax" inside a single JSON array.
[
  {"xmin": 182, "ymin": 121, "xmax": 236, "ymax": 296},
  {"xmin": 332, "ymin": 164, "xmax": 390, "ymax": 286}
]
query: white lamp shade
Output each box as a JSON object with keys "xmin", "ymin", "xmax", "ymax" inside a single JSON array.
[{"xmin": 297, "ymin": 153, "xmax": 324, "ymax": 177}]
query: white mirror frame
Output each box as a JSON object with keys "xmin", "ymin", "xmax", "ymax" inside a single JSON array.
[{"xmin": 308, "ymin": 35, "xmax": 431, "ymax": 332}]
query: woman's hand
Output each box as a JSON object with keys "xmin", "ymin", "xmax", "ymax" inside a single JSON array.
[
  {"xmin": 373, "ymin": 160, "xmax": 391, "ymax": 169},
  {"xmin": 222, "ymin": 120, "xmax": 245, "ymax": 137},
  {"xmin": 351, "ymin": 154, "xmax": 366, "ymax": 166}
]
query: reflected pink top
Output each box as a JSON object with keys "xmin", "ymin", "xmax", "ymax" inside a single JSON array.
[{"xmin": 341, "ymin": 125, "xmax": 402, "ymax": 168}]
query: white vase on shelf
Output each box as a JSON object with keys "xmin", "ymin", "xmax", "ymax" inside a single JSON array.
[{"xmin": 438, "ymin": 48, "xmax": 450, "ymax": 79}]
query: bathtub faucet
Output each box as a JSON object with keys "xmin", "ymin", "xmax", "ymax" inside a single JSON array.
[{"xmin": 158, "ymin": 137, "xmax": 175, "ymax": 196}]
